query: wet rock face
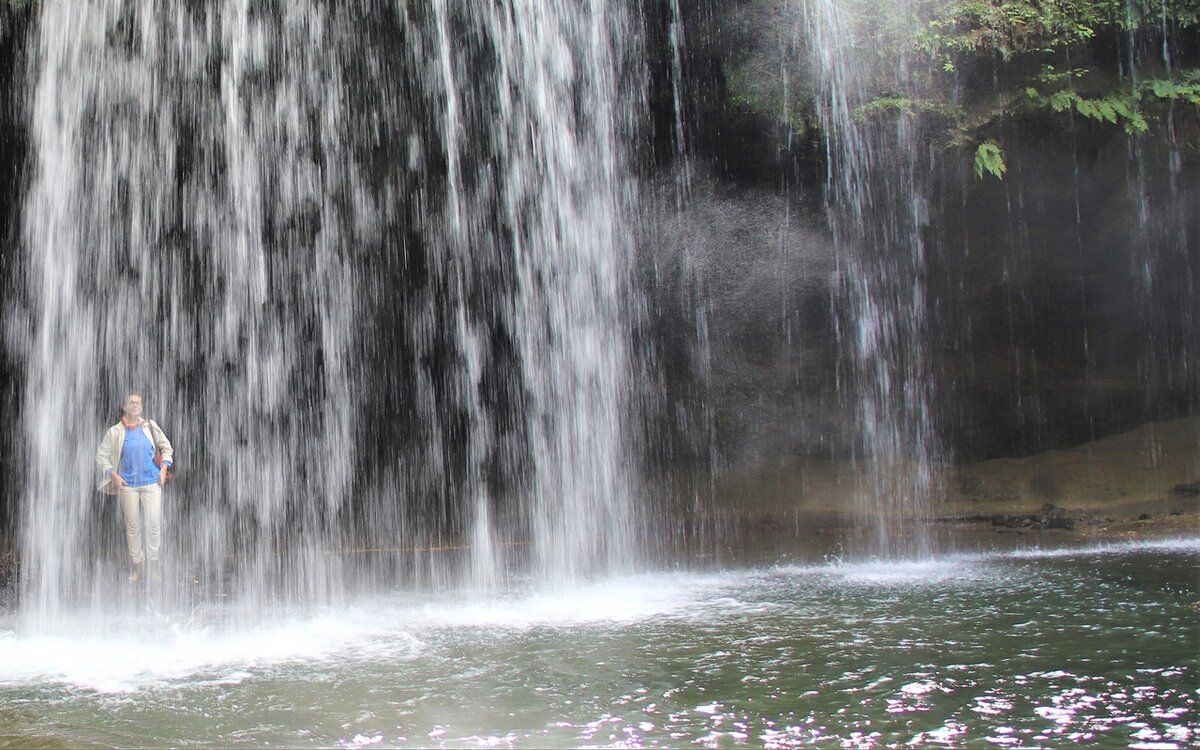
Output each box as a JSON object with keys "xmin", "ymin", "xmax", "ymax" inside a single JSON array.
[
  {"xmin": 640, "ymin": 0, "xmax": 1199, "ymax": 470},
  {"xmin": 923, "ymin": 130, "xmax": 1200, "ymax": 462},
  {"xmin": 647, "ymin": 155, "xmax": 1197, "ymax": 469}
]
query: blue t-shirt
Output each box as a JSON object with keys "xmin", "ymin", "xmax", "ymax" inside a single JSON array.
[{"xmin": 118, "ymin": 425, "xmax": 160, "ymax": 488}]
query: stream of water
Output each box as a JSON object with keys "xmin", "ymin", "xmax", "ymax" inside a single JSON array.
[
  {"xmin": 2, "ymin": 539, "xmax": 1196, "ymax": 748},
  {"xmin": 15, "ymin": 0, "xmax": 642, "ymax": 628}
]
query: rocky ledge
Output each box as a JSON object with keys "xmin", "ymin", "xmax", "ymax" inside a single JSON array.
[{"xmin": 682, "ymin": 416, "xmax": 1200, "ymax": 558}]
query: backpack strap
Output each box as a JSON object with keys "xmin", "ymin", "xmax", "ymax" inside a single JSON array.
[{"xmin": 146, "ymin": 420, "xmax": 173, "ymax": 477}]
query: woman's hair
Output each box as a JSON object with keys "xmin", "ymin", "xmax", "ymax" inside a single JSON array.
[{"xmin": 118, "ymin": 393, "xmax": 143, "ymax": 421}]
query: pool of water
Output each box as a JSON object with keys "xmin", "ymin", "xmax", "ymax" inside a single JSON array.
[{"xmin": 2, "ymin": 539, "xmax": 1197, "ymax": 748}]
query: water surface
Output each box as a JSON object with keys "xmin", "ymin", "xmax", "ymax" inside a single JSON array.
[{"xmin": 2, "ymin": 539, "xmax": 1197, "ymax": 748}]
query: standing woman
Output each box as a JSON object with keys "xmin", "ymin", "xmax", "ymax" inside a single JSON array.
[{"xmin": 96, "ymin": 393, "xmax": 174, "ymax": 582}]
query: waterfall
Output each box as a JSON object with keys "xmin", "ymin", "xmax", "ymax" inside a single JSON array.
[
  {"xmin": 803, "ymin": 0, "xmax": 938, "ymax": 557},
  {"xmin": 407, "ymin": 0, "xmax": 642, "ymax": 585},
  {"xmin": 14, "ymin": 0, "xmax": 641, "ymax": 629}
]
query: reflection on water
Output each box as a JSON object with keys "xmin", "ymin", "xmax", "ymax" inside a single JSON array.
[{"xmin": 1, "ymin": 539, "xmax": 1197, "ymax": 748}]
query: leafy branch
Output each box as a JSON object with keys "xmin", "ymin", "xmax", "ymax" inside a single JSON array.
[
  {"xmin": 974, "ymin": 140, "xmax": 1006, "ymax": 178},
  {"xmin": 853, "ymin": 0, "xmax": 1199, "ymax": 180}
]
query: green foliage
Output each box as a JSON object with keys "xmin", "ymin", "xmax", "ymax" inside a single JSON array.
[
  {"xmin": 853, "ymin": 96, "xmax": 962, "ymax": 121},
  {"xmin": 918, "ymin": 0, "xmax": 1102, "ymax": 64},
  {"xmin": 918, "ymin": 0, "xmax": 1198, "ymax": 64},
  {"xmin": 1022, "ymin": 68, "xmax": 1199, "ymax": 135},
  {"xmin": 856, "ymin": 96, "xmax": 919, "ymax": 117},
  {"xmin": 1146, "ymin": 70, "xmax": 1200, "ymax": 104},
  {"xmin": 854, "ymin": 0, "xmax": 1199, "ymax": 179},
  {"xmin": 1036, "ymin": 66, "xmax": 1088, "ymax": 84},
  {"xmin": 1024, "ymin": 87, "xmax": 1149, "ymax": 133},
  {"xmin": 974, "ymin": 140, "xmax": 1006, "ymax": 179}
]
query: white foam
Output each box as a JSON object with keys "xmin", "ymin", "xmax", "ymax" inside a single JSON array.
[
  {"xmin": 0, "ymin": 572, "xmax": 735, "ymax": 692},
  {"xmin": 772, "ymin": 553, "xmax": 993, "ymax": 587},
  {"xmin": 0, "ymin": 609, "xmax": 421, "ymax": 693},
  {"xmin": 999, "ymin": 536, "xmax": 1200, "ymax": 560},
  {"xmin": 772, "ymin": 535, "xmax": 1200, "ymax": 582},
  {"xmin": 390, "ymin": 572, "xmax": 734, "ymax": 630}
]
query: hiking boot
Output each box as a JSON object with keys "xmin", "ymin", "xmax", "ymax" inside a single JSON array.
[
  {"xmin": 128, "ymin": 562, "xmax": 144, "ymax": 583},
  {"xmin": 147, "ymin": 562, "xmax": 162, "ymax": 583}
]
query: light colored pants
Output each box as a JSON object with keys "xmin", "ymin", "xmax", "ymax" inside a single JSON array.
[{"xmin": 119, "ymin": 483, "xmax": 162, "ymax": 564}]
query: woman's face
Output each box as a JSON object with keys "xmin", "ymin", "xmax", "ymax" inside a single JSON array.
[{"xmin": 123, "ymin": 395, "xmax": 143, "ymax": 420}]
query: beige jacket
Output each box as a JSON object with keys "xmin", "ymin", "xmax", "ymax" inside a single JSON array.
[{"xmin": 96, "ymin": 418, "xmax": 175, "ymax": 495}]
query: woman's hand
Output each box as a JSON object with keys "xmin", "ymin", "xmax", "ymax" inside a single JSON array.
[
  {"xmin": 112, "ymin": 473, "xmax": 126, "ymax": 490},
  {"xmin": 159, "ymin": 465, "xmax": 170, "ymax": 485}
]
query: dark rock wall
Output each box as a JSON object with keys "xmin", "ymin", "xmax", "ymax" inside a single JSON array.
[{"xmin": 928, "ymin": 124, "xmax": 1199, "ymax": 461}]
